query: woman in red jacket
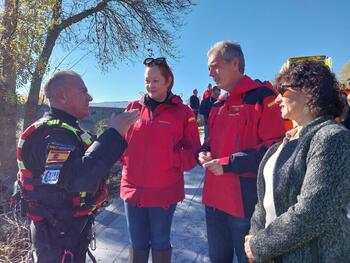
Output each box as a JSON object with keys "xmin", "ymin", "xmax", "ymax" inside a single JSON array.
[{"xmin": 121, "ymin": 57, "xmax": 201, "ymax": 263}]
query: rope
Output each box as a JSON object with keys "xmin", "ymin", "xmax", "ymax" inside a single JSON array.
[
  {"xmin": 180, "ymin": 167, "xmax": 205, "ymax": 219},
  {"xmin": 61, "ymin": 249, "xmax": 74, "ymax": 263},
  {"xmin": 87, "ymin": 248, "xmax": 97, "ymax": 263}
]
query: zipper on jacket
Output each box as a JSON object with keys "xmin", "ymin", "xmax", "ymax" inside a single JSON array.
[
  {"xmin": 235, "ymin": 125, "xmax": 240, "ymax": 151},
  {"xmin": 150, "ymin": 110, "xmax": 160, "ymax": 124},
  {"xmin": 139, "ymin": 107, "xmax": 153, "ymax": 205}
]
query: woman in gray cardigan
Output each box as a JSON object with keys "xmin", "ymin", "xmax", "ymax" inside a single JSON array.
[{"xmin": 245, "ymin": 61, "xmax": 350, "ymax": 263}]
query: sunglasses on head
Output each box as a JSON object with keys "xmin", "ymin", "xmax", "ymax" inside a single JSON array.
[
  {"xmin": 143, "ymin": 57, "xmax": 168, "ymax": 66},
  {"xmin": 277, "ymin": 83, "xmax": 302, "ymax": 96}
]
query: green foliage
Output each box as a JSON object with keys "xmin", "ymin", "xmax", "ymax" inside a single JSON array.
[{"xmin": 1, "ymin": 1, "xmax": 55, "ymax": 88}]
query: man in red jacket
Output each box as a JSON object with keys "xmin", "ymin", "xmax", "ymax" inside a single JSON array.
[
  {"xmin": 202, "ymin": 83, "xmax": 213, "ymax": 100},
  {"xmin": 198, "ymin": 41, "xmax": 285, "ymax": 263}
]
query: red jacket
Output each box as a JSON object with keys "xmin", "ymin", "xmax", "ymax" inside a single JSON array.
[
  {"xmin": 121, "ymin": 93, "xmax": 201, "ymax": 208},
  {"xmin": 202, "ymin": 89, "xmax": 212, "ymax": 100},
  {"xmin": 202, "ymin": 76, "xmax": 285, "ymax": 218}
]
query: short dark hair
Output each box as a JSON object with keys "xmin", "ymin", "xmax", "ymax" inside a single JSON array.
[
  {"xmin": 212, "ymin": 86, "xmax": 220, "ymax": 93},
  {"xmin": 44, "ymin": 71, "xmax": 81, "ymax": 99},
  {"xmin": 208, "ymin": 41, "xmax": 245, "ymax": 74},
  {"xmin": 275, "ymin": 61, "xmax": 344, "ymax": 118}
]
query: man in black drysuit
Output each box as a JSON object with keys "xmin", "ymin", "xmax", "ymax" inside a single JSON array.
[{"xmin": 17, "ymin": 71, "xmax": 139, "ymax": 263}]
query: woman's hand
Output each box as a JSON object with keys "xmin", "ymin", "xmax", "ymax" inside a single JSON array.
[
  {"xmin": 244, "ymin": 235, "xmax": 255, "ymax": 263},
  {"xmin": 198, "ymin": 151, "xmax": 212, "ymax": 166}
]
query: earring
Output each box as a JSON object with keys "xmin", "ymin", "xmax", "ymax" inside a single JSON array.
[{"xmin": 303, "ymin": 106, "xmax": 310, "ymax": 115}]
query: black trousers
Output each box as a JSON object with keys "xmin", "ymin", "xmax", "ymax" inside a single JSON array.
[{"xmin": 30, "ymin": 216, "xmax": 93, "ymax": 263}]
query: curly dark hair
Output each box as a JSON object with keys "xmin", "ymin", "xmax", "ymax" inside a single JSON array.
[{"xmin": 275, "ymin": 61, "xmax": 344, "ymax": 118}]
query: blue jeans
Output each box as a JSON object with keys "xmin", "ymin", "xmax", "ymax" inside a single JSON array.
[
  {"xmin": 124, "ymin": 202, "xmax": 176, "ymax": 251},
  {"xmin": 205, "ymin": 206, "xmax": 250, "ymax": 263}
]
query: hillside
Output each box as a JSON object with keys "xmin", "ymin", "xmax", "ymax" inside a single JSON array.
[{"xmin": 90, "ymin": 101, "xmax": 130, "ymax": 108}]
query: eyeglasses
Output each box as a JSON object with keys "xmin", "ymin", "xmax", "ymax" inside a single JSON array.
[
  {"xmin": 143, "ymin": 57, "xmax": 168, "ymax": 66},
  {"xmin": 277, "ymin": 83, "xmax": 302, "ymax": 96}
]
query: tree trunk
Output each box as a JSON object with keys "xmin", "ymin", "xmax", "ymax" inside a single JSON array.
[
  {"xmin": 0, "ymin": 0, "xmax": 19, "ymax": 199},
  {"xmin": 22, "ymin": 0, "xmax": 108, "ymax": 129},
  {"xmin": 23, "ymin": 29, "xmax": 61, "ymax": 129},
  {"xmin": 0, "ymin": 69, "xmax": 17, "ymax": 198}
]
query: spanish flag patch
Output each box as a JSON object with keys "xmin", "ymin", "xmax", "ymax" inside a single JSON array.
[
  {"xmin": 46, "ymin": 150, "xmax": 71, "ymax": 163},
  {"xmin": 188, "ymin": 117, "xmax": 196, "ymax": 123}
]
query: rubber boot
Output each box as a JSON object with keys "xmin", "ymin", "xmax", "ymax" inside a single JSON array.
[
  {"xmin": 151, "ymin": 248, "xmax": 172, "ymax": 263},
  {"xmin": 128, "ymin": 247, "xmax": 150, "ymax": 263}
]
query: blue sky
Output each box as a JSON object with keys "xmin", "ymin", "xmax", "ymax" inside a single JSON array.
[{"xmin": 52, "ymin": 0, "xmax": 350, "ymax": 103}]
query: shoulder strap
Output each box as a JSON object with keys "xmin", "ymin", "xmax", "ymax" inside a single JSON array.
[
  {"xmin": 17, "ymin": 119, "xmax": 93, "ymax": 174},
  {"xmin": 46, "ymin": 119, "xmax": 93, "ymax": 146}
]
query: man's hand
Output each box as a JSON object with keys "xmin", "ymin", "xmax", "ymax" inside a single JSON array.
[
  {"xmin": 244, "ymin": 235, "xmax": 255, "ymax": 263},
  {"xmin": 202, "ymin": 159, "xmax": 223, "ymax": 176},
  {"xmin": 109, "ymin": 109, "xmax": 140, "ymax": 136},
  {"xmin": 198, "ymin": 151, "xmax": 212, "ymax": 166}
]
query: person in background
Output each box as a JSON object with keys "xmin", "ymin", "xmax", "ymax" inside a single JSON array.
[
  {"xmin": 339, "ymin": 91, "xmax": 350, "ymax": 128},
  {"xmin": 17, "ymin": 71, "xmax": 139, "ymax": 263},
  {"xmin": 345, "ymin": 80, "xmax": 350, "ymax": 216},
  {"xmin": 245, "ymin": 61, "xmax": 350, "ymax": 263},
  {"xmin": 198, "ymin": 41, "xmax": 285, "ymax": 263},
  {"xmin": 342, "ymin": 92, "xmax": 350, "ymax": 129},
  {"xmin": 121, "ymin": 57, "xmax": 201, "ymax": 263},
  {"xmin": 202, "ymin": 83, "xmax": 213, "ymax": 100},
  {"xmin": 199, "ymin": 86, "xmax": 220, "ymax": 141},
  {"xmin": 189, "ymin": 88, "xmax": 200, "ymax": 120}
]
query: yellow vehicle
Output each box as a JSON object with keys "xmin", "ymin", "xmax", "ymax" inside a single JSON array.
[
  {"xmin": 280, "ymin": 55, "xmax": 332, "ymax": 72},
  {"xmin": 279, "ymin": 55, "xmax": 333, "ymax": 131}
]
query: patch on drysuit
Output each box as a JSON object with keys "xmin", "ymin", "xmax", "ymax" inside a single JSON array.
[
  {"xmin": 46, "ymin": 149, "xmax": 71, "ymax": 163},
  {"xmin": 42, "ymin": 143, "xmax": 75, "ymax": 185},
  {"xmin": 42, "ymin": 169, "xmax": 61, "ymax": 184}
]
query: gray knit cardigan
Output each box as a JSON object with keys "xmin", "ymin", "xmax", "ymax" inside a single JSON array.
[{"xmin": 249, "ymin": 116, "xmax": 350, "ymax": 263}]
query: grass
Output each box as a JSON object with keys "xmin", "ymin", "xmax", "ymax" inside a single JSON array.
[{"xmin": 0, "ymin": 210, "xmax": 32, "ymax": 263}]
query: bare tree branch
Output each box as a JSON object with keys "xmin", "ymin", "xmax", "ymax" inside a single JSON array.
[{"xmin": 59, "ymin": 0, "xmax": 109, "ymax": 30}]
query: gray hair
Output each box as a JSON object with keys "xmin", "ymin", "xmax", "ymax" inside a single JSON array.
[
  {"xmin": 44, "ymin": 71, "xmax": 81, "ymax": 99},
  {"xmin": 207, "ymin": 41, "xmax": 245, "ymax": 74}
]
